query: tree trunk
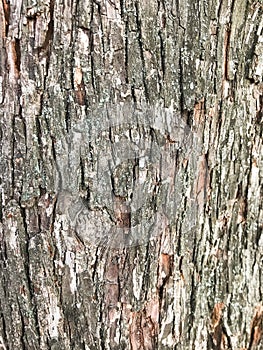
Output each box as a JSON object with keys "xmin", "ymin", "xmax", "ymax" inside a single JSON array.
[{"xmin": 0, "ymin": 0, "xmax": 262, "ymax": 349}]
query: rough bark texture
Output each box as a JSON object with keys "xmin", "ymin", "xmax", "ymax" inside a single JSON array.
[{"xmin": 0, "ymin": 0, "xmax": 262, "ymax": 349}]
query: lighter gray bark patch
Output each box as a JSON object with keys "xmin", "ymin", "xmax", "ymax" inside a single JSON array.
[{"xmin": 56, "ymin": 103, "xmax": 204, "ymax": 248}]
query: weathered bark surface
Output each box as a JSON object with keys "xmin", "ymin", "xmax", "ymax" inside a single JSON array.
[{"xmin": 0, "ymin": 0, "xmax": 262, "ymax": 349}]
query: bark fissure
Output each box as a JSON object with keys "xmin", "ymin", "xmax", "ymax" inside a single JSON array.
[{"xmin": 134, "ymin": 1, "xmax": 149, "ymax": 102}]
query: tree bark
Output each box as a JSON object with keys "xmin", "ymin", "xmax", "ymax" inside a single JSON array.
[{"xmin": 0, "ymin": 0, "xmax": 262, "ymax": 349}]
